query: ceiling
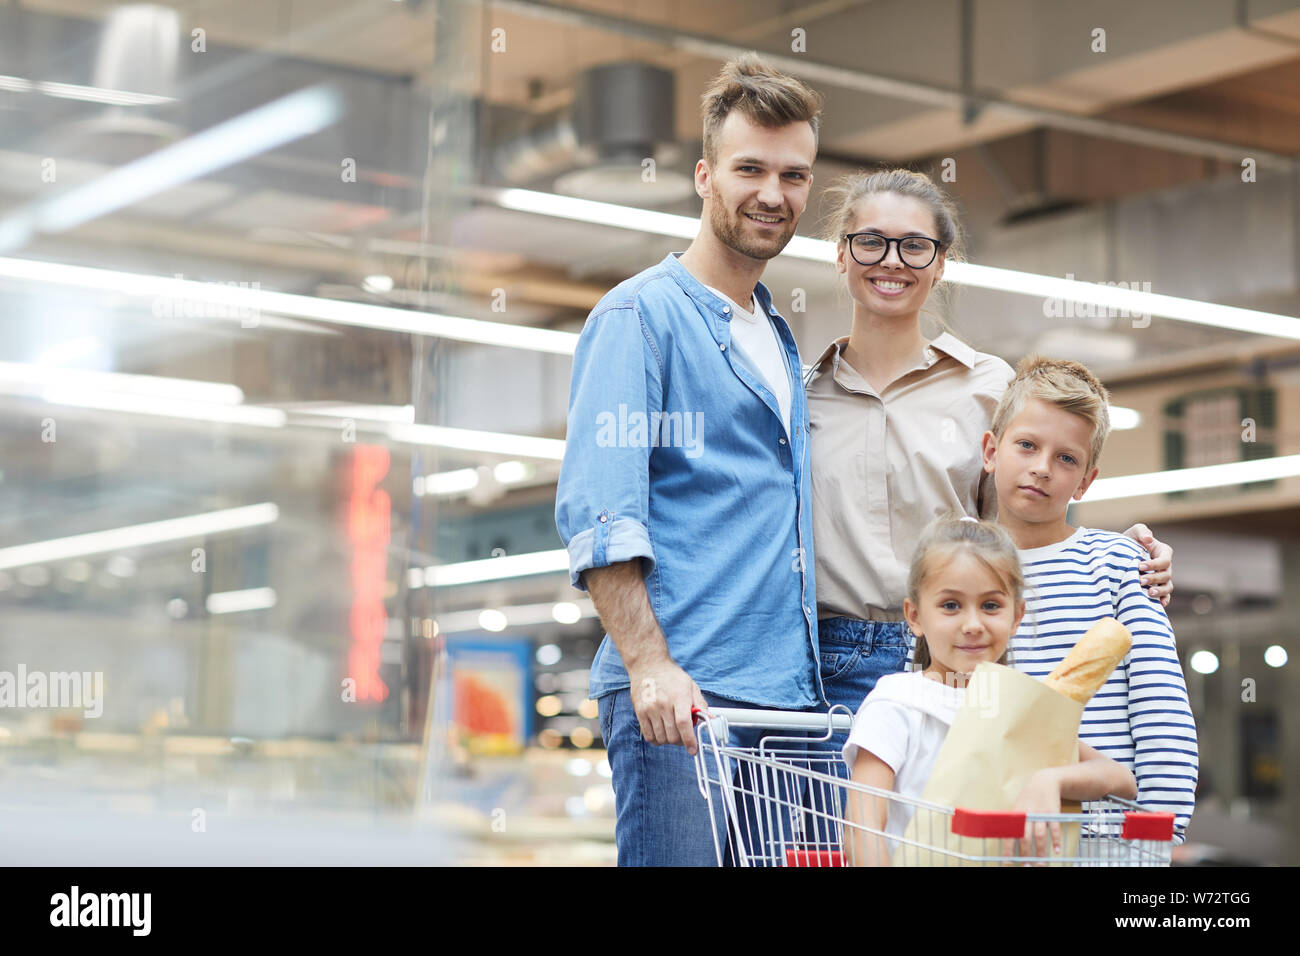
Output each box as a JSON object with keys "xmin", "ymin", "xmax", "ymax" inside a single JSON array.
[{"xmin": 2, "ymin": 0, "xmax": 1299, "ymax": 554}]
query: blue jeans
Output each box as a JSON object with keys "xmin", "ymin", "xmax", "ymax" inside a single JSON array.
[
  {"xmin": 818, "ymin": 617, "xmax": 913, "ymax": 722},
  {"xmin": 599, "ymin": 687, "xmax": 804, "ymax": 866},
  {"xmin": 805, "ymin": 618, "xmax": 912, "ymax": 838}
]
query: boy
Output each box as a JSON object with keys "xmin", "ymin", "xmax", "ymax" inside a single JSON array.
[{"xmin": 980, "ymin": 354, "xmax": 1198, "ymax": 843}]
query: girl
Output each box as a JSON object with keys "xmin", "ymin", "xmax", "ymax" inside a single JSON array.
[
  {"xmin": 805, "ymin": 167, "xmax": 1174, "ymax": 735},
  {"xmin": 842, "ymin": 516, "xmax": 1137, "ymax": 866}
]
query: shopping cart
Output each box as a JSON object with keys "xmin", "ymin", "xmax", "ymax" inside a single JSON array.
[{"xmin": 692, "ymin": 707, "xmax": 1175, "ymax": 867}]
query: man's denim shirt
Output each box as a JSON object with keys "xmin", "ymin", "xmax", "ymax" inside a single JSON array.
[{"xmin": 555, "ymin": 252, "xmax": 823, "ymax": 709}]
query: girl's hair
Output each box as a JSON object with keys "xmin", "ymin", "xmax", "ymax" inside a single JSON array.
[
  {"xmin": 818, "ymin": 166, "xmax": 966, "ymax": 336},
  {"xmin": 906, "ymin": 515, "xmax": 1023, "ymax": 672}
]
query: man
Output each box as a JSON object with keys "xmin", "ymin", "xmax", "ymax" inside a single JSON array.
[{"xmin": 555, "ymin": 52, "xmax": 824, "ymax": 866}]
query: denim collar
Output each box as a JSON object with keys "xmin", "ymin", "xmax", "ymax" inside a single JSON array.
[{"xmin": 661, "ymin": 252, "xmax": 780, "ymax": 327}]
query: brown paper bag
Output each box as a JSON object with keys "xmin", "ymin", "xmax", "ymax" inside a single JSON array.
[{"xmin": 893, "ymin": 662, "xmax": 1084, "ymax": 866}]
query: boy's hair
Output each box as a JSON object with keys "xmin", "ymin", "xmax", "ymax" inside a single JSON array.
[
  {"xmin": 990, "ymin": 354, "xmax": 1112, "ymax": 472},
  {"xmin": 907, "ymin": 515, "xmax": 1023, "ymax": 672},
  {"xmin": 700, "ymin": 52, "xmax": 822, "ymax": 168}
]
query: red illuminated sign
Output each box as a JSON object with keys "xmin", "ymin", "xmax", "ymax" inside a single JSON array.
[{"xmin": 348, "ymin": 445, "xmax": 391, "ymax": 702}]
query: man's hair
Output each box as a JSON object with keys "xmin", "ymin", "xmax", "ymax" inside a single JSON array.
[
  {"xmin": 700, "ymin": 52, "xmax": 822, "ymax": 167},
  {"xmin": 990, "ymin": 354, "xmax": 1112, "ymax": 471}
]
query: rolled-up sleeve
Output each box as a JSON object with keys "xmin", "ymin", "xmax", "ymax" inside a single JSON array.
[{"xmin": 555, "ymin": 304, "xmax": 663, "ymax": 591}]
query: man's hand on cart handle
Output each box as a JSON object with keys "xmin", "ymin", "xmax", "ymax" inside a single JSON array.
[{"xmin": 626, "ymin": 657, "xmax": 709, "ymax": 756}]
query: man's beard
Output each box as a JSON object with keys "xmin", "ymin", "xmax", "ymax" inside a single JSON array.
[{"xmin": 709, "ymin": 201, "xmax": 796, "ymax": 261}]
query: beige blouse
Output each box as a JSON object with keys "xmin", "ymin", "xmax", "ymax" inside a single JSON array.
[{"xmin": 805, "ymin": 332, "xmax": 1015, "ymax": 622}]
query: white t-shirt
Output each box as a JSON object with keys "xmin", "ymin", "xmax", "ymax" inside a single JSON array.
[
  {"xmin": 705, "ymin": 285, "xmax": 792, "ymax": 437},
  {"xmin": 842, "ymin": 670, "xmax": 965, "ymax": 852}
]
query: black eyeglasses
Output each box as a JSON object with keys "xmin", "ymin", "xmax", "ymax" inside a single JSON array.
[{"xmin": 843, "ymin": 231, "xmax": 942, "ymax": 269}]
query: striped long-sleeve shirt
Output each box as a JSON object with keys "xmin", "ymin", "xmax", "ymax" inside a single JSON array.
[{"xmin": 1012, "ymin": 526, "xmax": 1199, "ymax": 844}]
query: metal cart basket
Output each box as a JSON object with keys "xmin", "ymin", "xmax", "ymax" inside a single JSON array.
[{"xmin": 693, "ymin": 707, "xmax": 1175, "ymax": 867}]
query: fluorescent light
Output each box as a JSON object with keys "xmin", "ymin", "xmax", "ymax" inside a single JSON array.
[
  {"xmin": 413, "ymin": 461, "xmax": 535, "ymax": 498},
  {"xmin": 0, "ymin": 361, "xmax": 281, "ymax": 426},
  {"xmin": 280, "ymin": 402, "xmax": 415, "ymax": 423},
  {"xmin": 484, "ymin": 187, "xmax": 1300, "ymax": 341},
  {"xmin": 41, "ymin": 386, "xmax": 286, "ymax": 427},
  {"xmin": 423, "ymin": 549, "xmax": 571, "ymax": 587},
  {"xmin": 0, "ymin": 503, "xmax": 279, "ymax": 570},
  {"xmin": 477, "ymin": 609, "xmax": 508, "ymax": 632},
  {"xmin": 493, "ymin": 460, "xmax": 531, "ymax": 483},
  {"xmin": 434, "ymin": 599, "xmax": 596, "ymax": 633},
  {"xmin": 1109, "ymin": 406, "xmax": 1140, "ymax": 430},
  {"xmin": 0, "ymin": 73, "xmax": 175, "ymax": 106},
  {"xmin": 362, "ymin": 274, "xmax": 394, "ymax": 293},
  {"xmin": 0, "ymin": 258, "xmax": 580, "ymax": 356},
  {"xmin": 1084, "ymin": 453, "xmax": 1300, "ymax": 502},
  {"xmin": 12, "ymin": 186, "xmax": 1290, "ymax": 352},
  {"xmin": 1265, "ymin": 645, "xmax": 1288, "ymax": 668},
  {"xmin": 26, "ymin": 85, "xmax": 342, "ymax": 237},
  {"xmin": 0, "ymin": 361, "xmax": 244, "ymax": 404},
  {"xmin": 388, "ymin": 422, "xmax": 565, "ymax": 460},
  {"xmin": 948, "ymin": 262, "xmax": 1300, "ymax": 341},
  {"xmin": 419, "ymin": 468, "xmax": 480, "ymax": 496},
  {"xmin": 105, "ymin": 555, "xmax": 137, "ymax": 578},
  {"xmin": 1190, "ymin": 650, "xmax": 1219, "ymax": 675},
  {"xmin": 552, "ymin": 601, "xmax": 582, "ymax": 624},
  {"xmin": 494, "ymin": 188, "xmax": 700, "ymax": 240},
  {"xmin": 206, "ymin": 587, "xmax": 278, "ymax": 615}
]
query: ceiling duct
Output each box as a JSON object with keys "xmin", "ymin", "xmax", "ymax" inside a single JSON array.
[
  {"xmin": 494, "ymin": 110, "xmax": 586, "ymax": 184},
  {"xmin": 93, "ymin": 4, "xmax": 180, "ymax": 99},
  {"xmin": 496, "ymin": 61, "xmax": 692, "ymax": 205},
  {"xmin": 74, "ymin": 4, "xmax": 185, "ymax": 150}
]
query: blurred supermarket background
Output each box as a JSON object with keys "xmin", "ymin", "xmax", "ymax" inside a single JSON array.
[{"xmin": 1, "ymin": 0, "xmax": 1299, "ymax": 865}]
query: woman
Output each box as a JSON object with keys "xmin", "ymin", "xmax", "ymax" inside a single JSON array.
[{"xmin": 803, "ymin": 167, "xmax": 1174, "ymax": 721}]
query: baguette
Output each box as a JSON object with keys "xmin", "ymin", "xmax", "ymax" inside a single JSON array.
[{"xmin": 1043, "ymin": 618, "xmax": 1132, "ymax": 704}]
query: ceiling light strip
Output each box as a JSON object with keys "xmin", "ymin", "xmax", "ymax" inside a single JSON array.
[
  {"xmin": 423, "ymin": 549, "xmax": 571, "ymax": 587},
  {"xmin": 1084, "ymin": 454, "xmax": 1300, "ymax": 502},
  {"xmin": 0, "ymin": 503, "xmax": 280, "ymax": 570},
  {"xmin": 0, "ymin": 257, "xmax": 580, "ymax": 356},
  {"xmin": 487, "ymin": 187, "xmax": 1300, "ymax": 341}
]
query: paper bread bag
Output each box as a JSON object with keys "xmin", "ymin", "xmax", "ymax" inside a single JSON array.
[{"xmin": 892, "ymin": 618, "xmax": 1132, "ymax": 866}]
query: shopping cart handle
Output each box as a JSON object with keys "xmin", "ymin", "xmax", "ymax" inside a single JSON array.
[
  {"xmin": 1121, "ymin": 811, "xmax": 1175, "ymax": 842},
  {"xmin": 951, "ymin": 808, "xmax": 1028, "ymax": 839}
]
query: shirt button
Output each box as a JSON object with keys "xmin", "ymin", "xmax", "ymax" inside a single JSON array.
[
  {"xmin": 719, "ymin": 343, "xmax": 726, "ymax": 351},
  {"xmin": 779, "ymin": 437, "xmax": 787, "ymax": 445},
  {"xmin": 722, "ymin": 306, "xmax": 731, "ymax": 314},
  {"xmin": 598, "ymin": 513, "xmax": 608, "ymax": 523}
]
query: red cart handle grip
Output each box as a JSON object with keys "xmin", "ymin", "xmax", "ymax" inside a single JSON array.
[
  {"xmin": 951, "ymin": 808, "xmax": 1029, "ymax": 839},
  {"xmin": 1121, "ymin": 811, "xmax": 1175, "ymax": 842}
]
